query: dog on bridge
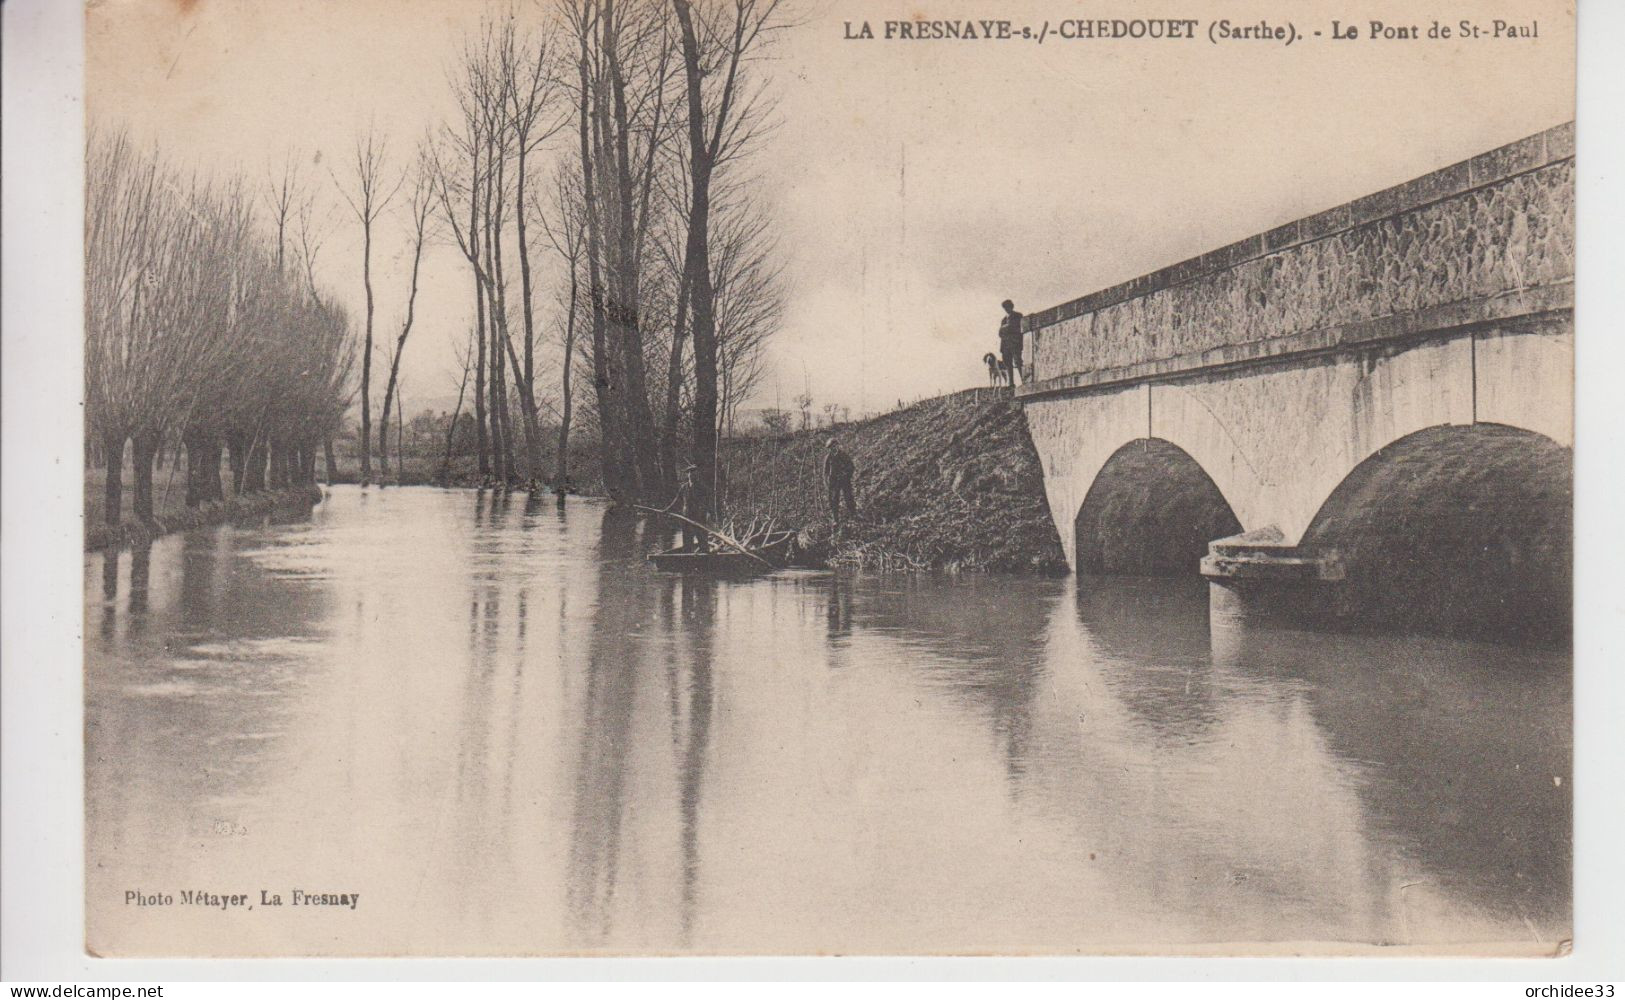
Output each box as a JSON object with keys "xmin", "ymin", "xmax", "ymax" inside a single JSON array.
[{"xmin": 983, "ymin": 351, "xmax": 1006, "ymax": 387}]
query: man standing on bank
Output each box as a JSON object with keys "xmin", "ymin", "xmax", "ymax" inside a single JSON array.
[
  {"xmin": 999, "ymin": 298, "xmax": 1025, "ymax": 387},
  {"xmin": 823, "ymin": 438, "xmax": 858, "ymax": 526}
]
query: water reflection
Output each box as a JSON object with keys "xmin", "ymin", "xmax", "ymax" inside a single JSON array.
[
  {"xmin": 566, "ymin": 509, "xmax": 646, "ymax": 943},
  {"xmin": 825, "ymin": 573, "xmax": 853, "ymax": 645},
  {"xmin": 84, "ymin": 487, "xmax": 1570, "ymax": 956},
  {"xmin": 1209, "ymin": 613, "xmax": 1571, "ymax": 937}
]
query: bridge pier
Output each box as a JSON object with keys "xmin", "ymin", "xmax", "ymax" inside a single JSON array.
[{"xmin": 1199, "ymin": 528, "xmax": 1347, "ymax": 628}]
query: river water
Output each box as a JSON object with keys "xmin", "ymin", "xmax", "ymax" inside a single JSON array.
[{"xmin": 85, "ymin": 486, "xmax": 1570, "ymax": 956}]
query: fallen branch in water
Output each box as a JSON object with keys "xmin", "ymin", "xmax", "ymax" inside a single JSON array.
[{"xmin": 632, "ymin": 505, "xmax": 777, "ymax": 569}]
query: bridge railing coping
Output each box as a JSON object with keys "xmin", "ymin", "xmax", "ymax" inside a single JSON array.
[{"xmin": 1023, "ymin": 121, "xmax": 1576, "ymax": 333}]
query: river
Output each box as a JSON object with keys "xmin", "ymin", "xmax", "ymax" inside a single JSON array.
[{"xmin": 84, "ymin": 485, "xmax": 1570, "ymax": 956}]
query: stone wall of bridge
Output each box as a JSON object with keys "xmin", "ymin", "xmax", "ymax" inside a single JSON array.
[{"xmin": 1022, "ymin": 123, "xmax": 1573, "ymax": 394}]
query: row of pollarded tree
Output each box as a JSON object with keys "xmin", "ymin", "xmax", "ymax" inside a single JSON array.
[
  {"xmin": 420, "ymin": 0, "xmax": 787, "ymax": 515},
  {"xmin": 85, "ymin": 131, "xmax": 354, "ymax": 527}
]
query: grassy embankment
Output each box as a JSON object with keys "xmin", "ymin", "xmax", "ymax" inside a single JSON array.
[{"xmin": 722, "ymin": 387, "xmax": 1067, "ymax": 574}]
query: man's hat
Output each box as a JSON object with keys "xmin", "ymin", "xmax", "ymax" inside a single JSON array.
[{"xmin": 1001, "ymin": 299, "xmax": 1014, "ymax": 309}]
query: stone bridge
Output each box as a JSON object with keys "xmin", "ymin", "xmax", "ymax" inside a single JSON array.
[{"xmin": 1016, "ymin": 124, "xmax": 1573, "ymax": 636}]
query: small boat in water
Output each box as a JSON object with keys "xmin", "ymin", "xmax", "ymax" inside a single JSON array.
[{"xmin": 648, "ymin": 529, "xmax": 798, "ymax": 575}]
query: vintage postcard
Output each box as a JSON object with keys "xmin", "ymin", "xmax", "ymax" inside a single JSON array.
[{"xmin": 81, "ymin": 0, "xmax": 1574, "ymax": 957}]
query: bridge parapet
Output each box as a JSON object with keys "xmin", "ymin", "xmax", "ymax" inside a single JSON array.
[{"xmin": 1019, "ymin": 122, "xmax": 1574, "ymax": 397}]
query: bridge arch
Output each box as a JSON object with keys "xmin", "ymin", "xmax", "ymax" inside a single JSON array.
[
  {"xmin": 1023, "ymin": 382, "xmax": 1269, "ymax": 572},
  {"xmin": 1300, "ymin": 423, "xmax": 1572, "ymax": 640},
  {"xmin": 1073, "ymin": 438, "xmax": 1242, "ymax": 576}
]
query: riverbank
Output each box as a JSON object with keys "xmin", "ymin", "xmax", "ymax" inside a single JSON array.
[
  {"xmin": 324, "ymin": 447, "xmax": 606, "ymax": 495},
  {"xmin": 722, "ymin": 387, "xmax": 1068, "ymax": 574},
  {"xmin": 84, "ymin": 484, "xmax": 324, "ymax": 552}
]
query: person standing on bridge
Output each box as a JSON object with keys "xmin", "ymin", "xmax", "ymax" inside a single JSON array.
[
  {"xmin": 823, "ymin": 437, "xmax": 858, "ymax": 527},
  {"xmin": 999, "ymin": 299, "xmax": 1026, "ymax": 387}
]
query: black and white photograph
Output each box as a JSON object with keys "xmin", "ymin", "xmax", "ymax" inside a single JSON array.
[{"xmin": 7, "ymin": 0, "xmax": 1597, "ymax": 965}]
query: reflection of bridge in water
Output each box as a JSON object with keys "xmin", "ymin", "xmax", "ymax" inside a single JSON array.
[{"xmin": 1018, "ymin": 124, "xmax": 1573, "ymax": 639}]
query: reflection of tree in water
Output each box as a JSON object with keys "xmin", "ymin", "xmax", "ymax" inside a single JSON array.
[
  {"xmin": 98, "ymin": 550, "xmax": 120, "ymax": 639},
  {"xmin": 87, "ymin": 523, "xmax": 334, "ymax": 856},
  {"xmin": 522, "ymin": 489, "xmax": 549, "ymax": 524},
  {"xmin": 670, "ymin": 576, "xmax": 715, "ymax": 945},
  {"xmin": 565, "ymin": 508, "xmax": 650, "ymax": 943},
  {"xmin": 563, "ymin": 509, "xmax": 721, "ymax": 947},
  {"xmin": 177, "ymin": 530, "xmax": 218, "ymax": 621},
  {"xmin": 824, "ymin": 573, "xmax": 852, "ymax": 644},
  {"xmin": 128, "ymin": 543, "xmax": 152, "ymax": 620},
  {"xmin": 1071, "ymin": 576, "xmax": 1221, "ymax": 744},
  {"xmin": 446, "ymin": 492, "xmax": 513, "ymax": 915},
  {"xmin": 1210, "ymin": 619, "xmax": 1572, "ymax": 933}
]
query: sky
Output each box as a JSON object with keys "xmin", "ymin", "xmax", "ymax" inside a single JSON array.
[{"xmin": 86, "ymin": 0, "xmax": 1575, "ymax": 418}]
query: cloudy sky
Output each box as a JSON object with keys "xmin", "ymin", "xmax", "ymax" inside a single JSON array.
[{"xmin": 88, "ymin": 0, "xmax": 1574, "ymax": 417}]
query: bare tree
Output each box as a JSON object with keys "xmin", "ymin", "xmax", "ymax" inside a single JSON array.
[
  {"xmin": 376, "ymin": 149, "xmax": 436, "ymax": 481},
  {"xmin": 264, "ymin": 150, "xmax": 307, "ymax": 274},
  {"xmin": 671, "ymin": 0, "xmax": 786, "ymax": 519},
  {"xmin": 501, "ymin": 14, "xmax": 567, "ymax": 488},
  {"xmin": 87, "ymin": 128, "xmax": 355, "ymax": 526},
  {"xmin": 541, "ymin": 168, "xmax": 587, "ymax": 497},
  {"xmin": 564, "ymin": 0, "xmax": 681, "ymax": 503},
  {"xmin": 332, "ymin": 126, "xmax": 404, "ymax": 486},
  {"xmin": 432, "ymin": 68, "xmax": 493, "ymax": 482},
  {"xmin": 86, "ymin": 135, "xmax": 237, "ymax": 522},
  {"xmin": 292, "ymin": 191, "xmax": 344, "ymax": 481}
]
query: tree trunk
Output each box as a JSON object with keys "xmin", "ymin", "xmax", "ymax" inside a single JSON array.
[
  {"xmin": 601, "ymin": 0, "xmax": 662, "ymax": 500},
  {"xmin": 473, "ymin": 276, "xmax": 490, "ymax": 479},
  {"xmin": 395, "ymin": 398, "xmax": 404, "ymax": 481},
  {"xmin": 378, "ymin": 217, "xmax": 427, "ymax": 483},
  {"xmin": 675, "ymin": 0, "xmax": 720, "ymax": 525},
  {"xmin": 360, "ymin": 219, "xmax": 375, "ymax": 486},
  {"xmin": 481, "ymin": 143, "xmax": 508, "ymax": 487},
  {"xmin": 555, "ymin": 268, "xmax": 578, "ymax": 497},
  {"xmin": 324, "ymin": 436, "xmax": 338, "ymax": 483},
  {"xmin": 497, "ymin": 345, "xmax": 517, "ymax": 482},
  {"xmin": 244, "ymin": 436, "xmax": 268, "ymax": 493},
  {"xmin": 132, "ymin": 430, "xmax": 160, "ymax": 523},
  {"xmin": 497, "ymin": 323, "xmax": 549, "ymax": 489},
  {"xmin": 661, "ymin": 268, "xmax": 692, "ymax": 492},
  {"xmin": 102, "ymin": 431, "xmax": 126, "ymax": 526},
  {"xmin": 468, "ymin": 145, "xmax": 490, "ymax": 480},
  {"xmin": 204, "ymin": 438, "xmax": 225, "ymax": 501},
  {"xmin": 182, "ymin": 427, "xmax": 220, "ymax": 508},
  {"xmin": 486, "ymin": 146, "xmax": 522, "ymax": 485},
  {"xmin": 576, "ymin": 24, "xmax": 626, "ymax": 503},
  {"xmin": 488, "ymin": 317, "xmax": 507, "ymax": 485},
  {"xmin": 513, "ymin": 128, "xmax": 546, "ymax": 489},
  {"xmin": 226, "ymin": 430, "xmax": 250, "ymax": 495},
  {"xmin": 440, "ymin": 357, "xmax": 470, "ymax": 483},
  {"xmin": 378, "ymin": 370, "xmax": 398, "ymax": 482},
  {"xmin": 266, "ymin": 439, "xmax": 284, "ymax": 490}
]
